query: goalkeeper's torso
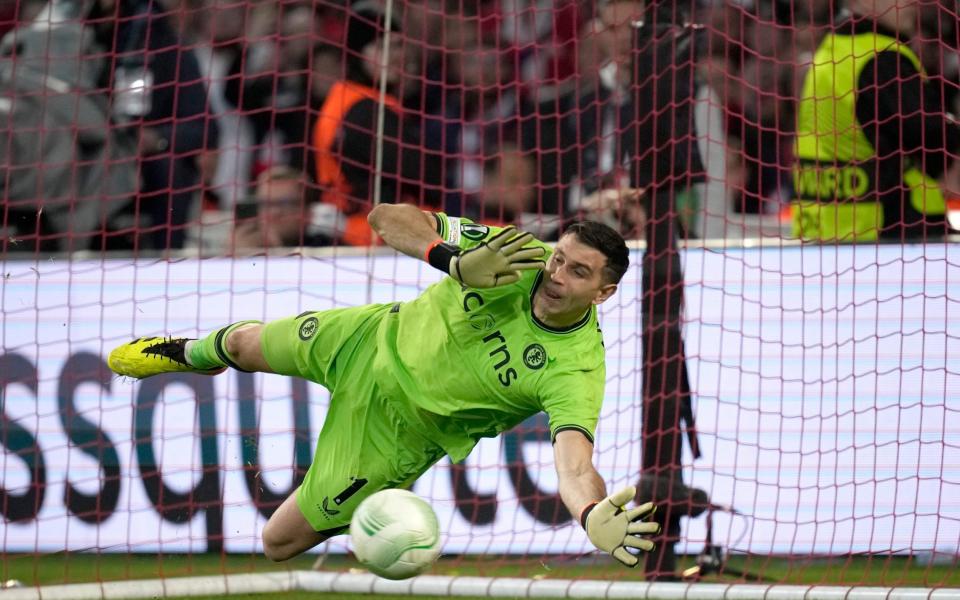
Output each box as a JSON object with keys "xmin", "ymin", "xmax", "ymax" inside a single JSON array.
[{"xmin": 371, "ymin": 217, "xmax": 606, "ymax": 462}]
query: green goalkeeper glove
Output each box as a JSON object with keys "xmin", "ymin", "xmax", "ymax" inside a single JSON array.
[
  {"xmin": 426, "ymin": 227, "xmax": 546, "ymax": 288},
  {"xmin": 581, "ymin": 486, "xmax": 659, "ymax": 567}
]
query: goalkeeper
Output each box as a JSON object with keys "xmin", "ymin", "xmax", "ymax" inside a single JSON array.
[{"xmin": 108, "ymin": 204, "xmax": 659, "ymax": 566}]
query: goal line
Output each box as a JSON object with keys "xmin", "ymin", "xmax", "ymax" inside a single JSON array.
[{"xmin": 3, "ymin": 571, "xmax": 958, "ymax": 600}]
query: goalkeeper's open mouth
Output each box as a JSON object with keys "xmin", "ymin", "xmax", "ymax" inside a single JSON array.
[{"xmin": 541, "ymin": 286, "xmax": 563, "ymax": 301}]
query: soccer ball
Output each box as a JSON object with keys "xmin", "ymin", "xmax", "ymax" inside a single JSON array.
[{"xmin": 349, "ymin": 489, "xmax": 441, "ymax": 580}]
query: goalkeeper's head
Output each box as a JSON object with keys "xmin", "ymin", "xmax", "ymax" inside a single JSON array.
[{"xmin": 534, "ymin": 221, "xmax": 629, "ymax": 325}]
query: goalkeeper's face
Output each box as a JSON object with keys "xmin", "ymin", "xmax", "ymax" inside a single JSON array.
[{"xmin": 535, "ymin": 234, "xmax": 618, "ymax": 322}]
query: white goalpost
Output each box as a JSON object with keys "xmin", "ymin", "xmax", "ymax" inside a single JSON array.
[{"xmin": 4, "ymin": 572, "xmax": 960, "ymax": 600}]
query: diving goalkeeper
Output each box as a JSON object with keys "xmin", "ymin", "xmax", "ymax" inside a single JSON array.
[{"xmin": 108, "ymin": 204, "xmax": 659, "ymax": 566}]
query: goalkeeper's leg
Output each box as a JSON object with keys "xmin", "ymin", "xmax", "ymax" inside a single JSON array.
[
  {"xmin": 262, "ymin": 490, "xmax": 332, "ymax": 562},
  {"xmin": 107, "ymin": 321, "xmax": 272, "ymax": 379},
  {"xmin": 108, "ymin": 306, "xmax": 381, "ymax": 380}
]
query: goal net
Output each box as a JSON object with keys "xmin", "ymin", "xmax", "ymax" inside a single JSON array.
[{"xmin": 1, "ymin": 0, "xmax": 959, "ymax": 596}]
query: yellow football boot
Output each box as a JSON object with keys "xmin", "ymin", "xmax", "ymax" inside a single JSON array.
[{"xmin": 108, "ymin": 337, "xmax": 226, "ymax": 379}]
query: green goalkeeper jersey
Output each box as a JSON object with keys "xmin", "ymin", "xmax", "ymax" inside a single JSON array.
[{"xmin": 371, "ymin": 213, "xmax": 607, "ymax": 462}]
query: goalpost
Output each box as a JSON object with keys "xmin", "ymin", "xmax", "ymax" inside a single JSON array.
[
  {"xmin": 4, "ymin": 571, "xmax": 960, "ymax": 600},
  {"xmin": 1, "ymin": 0, "xmax": 959, "ymax": 597}
]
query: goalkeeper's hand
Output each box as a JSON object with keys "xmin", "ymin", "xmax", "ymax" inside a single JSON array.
[
  {"xmin": 427, "ymin": 227, "xmax": 546, "ymax": 288},
  {"xmin": 582, "ymin": 486, "xmax": 659, "ymax": 567}
]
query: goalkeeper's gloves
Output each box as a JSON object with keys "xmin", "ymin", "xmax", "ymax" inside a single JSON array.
[
  {"xmin": 425, "ymin": 226, "xmax": 546, "ymax": 288},
  {"xmin": 581, "ymin": 486, "xmax": 659, "ymax": 567}
]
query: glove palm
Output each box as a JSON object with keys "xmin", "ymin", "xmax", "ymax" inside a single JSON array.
[
  {"xmin": 584, "ymin": 486, "xmax": 659, "ymax": 567},
  {"xmin": 450, "ymin": 227, "xmax": 546, "ymax": 288}
]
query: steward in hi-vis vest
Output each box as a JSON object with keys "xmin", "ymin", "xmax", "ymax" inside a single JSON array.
[
  {"xmin": 792, "ymin": 7, "xmax": 959, "ymax": 241},
  {"xmin": 313, "ymin": 5, "xmax": 440, "ymax": 246},
  {"xmin": 314, "ymin": 79, "xmax": 402, "ymax": 246}
]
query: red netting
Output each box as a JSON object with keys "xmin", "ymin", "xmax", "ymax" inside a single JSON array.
[{"xmin": 1, "ymin": 0, "xmax": 959, "ymax": 590}]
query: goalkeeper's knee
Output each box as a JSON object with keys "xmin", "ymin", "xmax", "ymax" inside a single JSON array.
[{"xmin": 222, "ymin": 321, "xmax": 267, "ymax": 371}]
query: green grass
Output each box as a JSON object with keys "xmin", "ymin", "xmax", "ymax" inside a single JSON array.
[
  {"xmin": 150, "ymin": 596, "xmax": 492, "ymax": 600},
  {"xmin": 2, "ymin": 552, "xmax": 958, "ymax": 599}
]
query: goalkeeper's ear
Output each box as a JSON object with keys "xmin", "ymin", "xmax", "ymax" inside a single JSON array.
[{"xmin": 592, "ymin": 283, "xmax": 618, "ymax": 306}]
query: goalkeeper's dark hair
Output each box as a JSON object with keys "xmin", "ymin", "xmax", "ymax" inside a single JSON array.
[{"xmin": 564, "ymin": 221, "xmax": 630, "ymax": 284}]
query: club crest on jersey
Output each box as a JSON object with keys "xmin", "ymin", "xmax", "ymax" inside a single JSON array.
[
  {"xmin": 461, "ymin": 223, "xmax": 489, "ymax": 241},
  {"xmin": 523, "ymin": 344, "xmax": 547, "ymax": 370},
  {"xmin": 299, "ymin": 316, "xmax": 319, "ymax": 340}
]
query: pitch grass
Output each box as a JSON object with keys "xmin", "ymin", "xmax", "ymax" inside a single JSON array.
[{"xmin": 2, "ymin": 552, "xmax": 958, "ymax": 600}]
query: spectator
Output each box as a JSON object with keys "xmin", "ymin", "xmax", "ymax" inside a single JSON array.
[
  {"xmin": 396, "ymin": 0, "xmax": 444, "ymax": 72},
  {"xmin": 782, "ymin": 0, "xmax": 834, "ymax": 61},
  {"xmin": 731, "ymin": 20, "xmax": 795, "ymax": 215},
  {"xmin": 499, "ymin": 0, "xmax": 581, "ymax": 89},
  {"xmin": 313, "ymin": 3, "xmax": 440, "ymax": 246},
  {"xmin": 416, "ymin": 1, "xmax": 480, "ymax": 212},
  {"xmin": 0, "ymin": 0, "xmax": 44, "ymax": 37},
  {"xmin": 420, "ymin": 19, "xmax": 526, "ymax": 217},
  {"xmin": 463, "ymin": 141, "xmax": 563, "ymax": 239},
  {"xmin": 469, "ymin": 145, "xmax": 535, "ymax": 226},
  {"xmin": 578, "ymin": 187, "xmax": 647, "ymax": 240},
  {"xmin": 174, "ymin": 0, "xmax": 257, "ymax": 212},
  {"xmin": 309, "ymin": 43, "xmax": 343, "ymax": 113},
  {"xmin": 527, "ymin": 0, "xmax": 642, "ymax": 228},
  {"xmin": 693, "ymin": 3, "xmax": 796, "ymax": 225},
  {"xmin": 792, "ymin": 0, "xmax": 960, "ymax": 241},
  {"xmin": 691, "ymin": 51, "xmax": 738, "ymax": 239},
  {"xmin": 689, "ymin": 1, "xmax": 800, "ymax": 239},
  {"xmin": 306, "ymin": 43, "xmax": 344, "ymax": 181},
  {"xmin": 240, "ymin": 2, "xmax": 334, "ymax": 175},
  {"xmin": 0, "ymin": 0, "xmax": 138, "ymax": 253},
  {"xmin": 89, "ymin": 0, "xmax": 217, "ymax": 251},
  {"xmin": 913, "ymin": 2, "xmax": 960, "ymax": 118},
  {"xmin": 232, "ymin": 166, "xmax": 330, "ymax": 250}
]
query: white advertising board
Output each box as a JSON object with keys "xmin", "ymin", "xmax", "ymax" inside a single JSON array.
[{"xmin": 1, "ymin": 245, "xmax": 958, "ymax": 555}]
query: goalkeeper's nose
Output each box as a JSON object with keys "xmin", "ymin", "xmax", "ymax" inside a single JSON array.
[{"xmin": 544, "ymin": 262, "xmax": 566, "ymax": 286}]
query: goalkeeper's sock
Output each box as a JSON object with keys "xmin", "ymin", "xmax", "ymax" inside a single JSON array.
[{"xmin": 185, "ymin": 320, "xmax": 262, "ymax": 371}]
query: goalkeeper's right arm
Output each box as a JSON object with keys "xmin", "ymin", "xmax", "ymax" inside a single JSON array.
[
  {"xmin": 554, "ymin": 430, "xmax": 659, "ymax": 567},
  {"xmin": 368, "ymin": 204, "xmax": 545, "ymax": 288}
]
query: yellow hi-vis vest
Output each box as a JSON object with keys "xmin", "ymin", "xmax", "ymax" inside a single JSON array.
[{"xmin": 792, "ymin": 31, "xmax": 945, "ymax": 242}]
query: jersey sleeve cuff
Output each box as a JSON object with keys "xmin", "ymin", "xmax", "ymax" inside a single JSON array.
[
  {"xmin": 432, "ymin": 212, "xmax": 463, "ymax": 244},
  {"xmin": 551, "ymin": 425, "xmax": 595, "ymax": 445},
  {"xmin": 432, "ymin": 212, "xmax": 446, "ymax": 239}
]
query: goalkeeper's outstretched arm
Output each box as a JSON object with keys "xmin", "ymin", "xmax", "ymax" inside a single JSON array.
[
  {"xmin": 554, "ymin": 430, "xmax": 659, "ymax": 567},
  {"xmin": 368, "ymin": 204, "xmax": 546, "ymax": 288},
  {"xmin": 368, "ymin": 203, "xmax": 441, "ymax": 260}
]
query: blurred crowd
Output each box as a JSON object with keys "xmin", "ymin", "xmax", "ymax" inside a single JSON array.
[{"xmin": 0, "ymin": 0, "xmax": 958, "ymax": 252}]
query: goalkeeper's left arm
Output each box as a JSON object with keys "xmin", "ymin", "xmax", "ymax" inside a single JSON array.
[
  {"xmin": 368, "ymin": 204, "xmax": 545, "ymax": 288},
  {"xmin": 554, "ymin": 430, "xmax": 659, "ymax": 567}
]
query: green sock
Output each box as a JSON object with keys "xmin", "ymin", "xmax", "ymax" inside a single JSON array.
[{"xmin": 186, "ymin": 320, "xmax": 262, "ymax": 370}]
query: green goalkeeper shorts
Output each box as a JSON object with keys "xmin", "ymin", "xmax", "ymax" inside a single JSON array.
[{"xmin": 261, "ymin": 304, "xmax": 446, "ymax": 534}]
